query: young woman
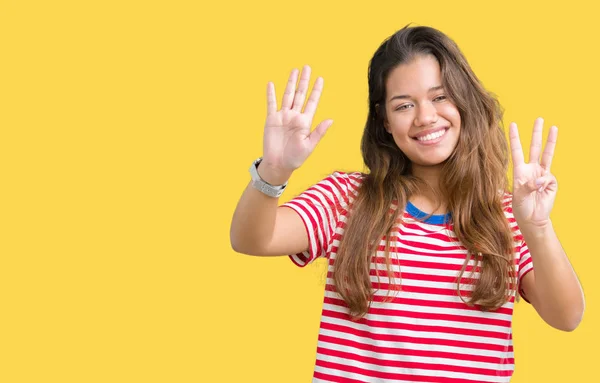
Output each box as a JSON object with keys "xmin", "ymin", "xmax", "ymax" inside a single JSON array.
[{"xmin": 230, "ymin": 25, "xmax": 584, "ymax": 383}]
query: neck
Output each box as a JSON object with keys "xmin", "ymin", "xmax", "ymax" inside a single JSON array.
[
  {"xmin": 410, "ymin": 164, "xmax": 447, "ymax": 214},
  {"xmin": 412, "ymin": 164, "xmax": 443, "ymax": 192}
]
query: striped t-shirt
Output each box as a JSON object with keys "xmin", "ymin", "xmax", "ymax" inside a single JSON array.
[{"xmin": 282, "ymin": 171, "xmax": 533, "ymax": 383}]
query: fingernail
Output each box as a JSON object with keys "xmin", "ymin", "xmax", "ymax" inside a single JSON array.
[{"xmin": 535, "ymin": 178, "xmax": 544, "ymax": 186}]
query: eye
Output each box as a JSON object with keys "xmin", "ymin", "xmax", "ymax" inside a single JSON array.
[
  {"xmin": 395, "ymin": 103, "xmax": 413, "ymax": 111},
  {"xmin": 433, "ymin": 95, "xmax": 447, "ymax": 102}
]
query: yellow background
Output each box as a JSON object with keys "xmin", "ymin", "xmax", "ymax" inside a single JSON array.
[{"xmin": 0, "ymin": 0, "xmax": 597, "ymax": 382}]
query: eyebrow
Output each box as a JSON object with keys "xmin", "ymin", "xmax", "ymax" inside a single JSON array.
[{"xmin": 388, "ymin": 85, "xmax": 444, "ymax": 102}]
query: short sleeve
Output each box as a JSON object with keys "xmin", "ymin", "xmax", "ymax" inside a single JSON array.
[
  {"xmin": 281, "ymin": 171, "xmax": 356, "ymax": 267},
  {"xmin": 502, "ymin": 192, "xmax": 534, "ymax": 303},
  {"xmin": 517, "ymin": 240, "xmax": 534, "ymax": 302}
]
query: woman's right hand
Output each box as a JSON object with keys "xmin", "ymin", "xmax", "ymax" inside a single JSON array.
[{"xmin": 259, "ymin": 65, "xmax": 333, "ymax": 185}]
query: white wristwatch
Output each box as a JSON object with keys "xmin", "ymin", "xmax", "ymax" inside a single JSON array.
[{"xmin": 249, "ymin": 157, "xmax": 288, "ymax": 198}]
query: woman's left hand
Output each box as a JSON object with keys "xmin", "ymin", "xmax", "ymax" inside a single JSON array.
[{"xmin": 509, "ymin": 117, "xmax": 558, "ymax": 230}]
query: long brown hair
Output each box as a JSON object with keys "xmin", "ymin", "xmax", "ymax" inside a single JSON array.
[{"xmin": 333, "ymin": 25, "xmax": 517, "ymax": 319}]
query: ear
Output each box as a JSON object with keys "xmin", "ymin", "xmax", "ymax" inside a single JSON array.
[{"xmin": 384, "ymin": 122, "xmax": 391, "ymax": 134}]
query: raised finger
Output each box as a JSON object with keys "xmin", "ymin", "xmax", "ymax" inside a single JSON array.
[
  {"xmin": 281, "ymin": 68, "xmax": 299, "ymax": 110},
  {"xmin": 303, "ymin": 77, "xmax": 324, "ymax": 119},
  {"xmin": 509, "ymin": 122, "xmax": 525, "ymax": 166},
  {"xmin": 540, "ymin": 125, "xmax": 558, "ymax": 171},
  {"xmin": 529, "ymin": 117, "xmax": 544, "ymax": 164},
  {"xmin": 292, "ymin": 65, "xmax": 311, "ymax": 112},
  {"xmin": 266, "ymin": 82, "xmax": 277, "ymax": 115}
]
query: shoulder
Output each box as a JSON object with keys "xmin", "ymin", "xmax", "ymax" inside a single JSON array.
[
  {"xmin": 307, "ymin": 170, "xmax": 364, "ymax": 208},
  {"xmin": 329, "ymin": 170, "xmax": 364, "ymax": 181},
  {"xmin": 318, "ymin": 170, "xmax": 364, "ymax": 194}
]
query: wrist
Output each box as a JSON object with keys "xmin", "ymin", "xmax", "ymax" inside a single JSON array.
[
  {"xmin": 248, "ymin": 157, "xmax": 290, "ymax": 198},
  {"xmin": 257, "ymin": 160, "xmax": 293, "ymax": 186},
  {"xmin": 519, "ymin": 220, "xmax": 554, "ymax": 241}
]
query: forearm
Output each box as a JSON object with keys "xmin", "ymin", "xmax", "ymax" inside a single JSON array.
[
  {"xmin": 521, "ymin": 221, "xmax": 585, "ymax": 330},
  {"xmin": 229, "ymin": 163, "xmax": 292, "ymax": 254}
]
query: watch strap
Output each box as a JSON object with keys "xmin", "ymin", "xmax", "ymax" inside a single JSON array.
[{"xmin": 249, "ymin": 157, "xmax": 288, "ymax": 198}]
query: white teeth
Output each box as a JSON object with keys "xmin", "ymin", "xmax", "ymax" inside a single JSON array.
[{"xmin": 417, "ymin": 129, "xmax": 445, "ymax": 142}]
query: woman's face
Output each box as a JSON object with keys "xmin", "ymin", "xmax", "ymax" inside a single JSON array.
[{"xmin": 384, "ymin": 55, "xmax": 462, "ymax": 171}]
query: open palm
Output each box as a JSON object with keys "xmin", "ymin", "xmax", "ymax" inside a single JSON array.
[
  {"xmin": 263, "ymin": 66, "xmax": 333, "ymax": 171},
  {"xmin": 509, "ymin": 118, "xmax": 558, "ymax": 228}
]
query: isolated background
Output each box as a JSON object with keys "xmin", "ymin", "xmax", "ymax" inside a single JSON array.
[{"xmin": 1, "ymin": 0, "xmax": 597, "ymax": 382}]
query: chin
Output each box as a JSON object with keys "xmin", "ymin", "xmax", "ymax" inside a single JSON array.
[{"xmin": 412, "ymin": 155, "xmax": 452, "ymax": 167}]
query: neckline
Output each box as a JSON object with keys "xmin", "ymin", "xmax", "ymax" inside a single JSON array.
[{"xmin": 405, "ymin": 201, "xmax": 452, "ymax": 225}]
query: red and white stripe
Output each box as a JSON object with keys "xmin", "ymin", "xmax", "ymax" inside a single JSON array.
[{"xmin": 283, "ymin": 172, "xmax": 533, "ymax": 382}]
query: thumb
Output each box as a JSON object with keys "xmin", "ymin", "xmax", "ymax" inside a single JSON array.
[
  {"xmin": 533, "ymin": 173, "xmax": 557, "ymax": 193},
  {"xmin": 308, "ymin": 119, "xmax": 334, "ymax": 150}
]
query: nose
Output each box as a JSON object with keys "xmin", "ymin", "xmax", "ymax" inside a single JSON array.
[{"xmin": 414, "ymin": 101, "xmax": 438, "ymax": 127}]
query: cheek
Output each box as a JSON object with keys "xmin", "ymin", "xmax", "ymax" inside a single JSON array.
[
  {"xmin": 442, "ymin": 104, "xmax": 461, "ymax": 125},
  {"xmin": 388, "ymin": 114, "xmax": 413, "ymax": 134}
]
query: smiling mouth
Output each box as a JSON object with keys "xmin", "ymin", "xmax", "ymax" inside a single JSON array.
[{"xmin": 413, "ymin": 128, "xmax": 448, "ymax": 142}]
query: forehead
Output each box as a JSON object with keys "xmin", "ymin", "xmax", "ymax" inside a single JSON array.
[{"xmin": 386, "ymin": 55, "xmax": 442, "ymax": 97}]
